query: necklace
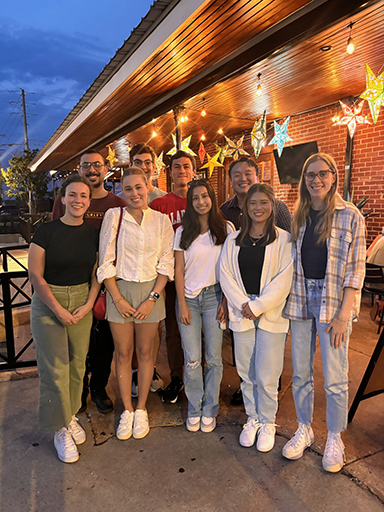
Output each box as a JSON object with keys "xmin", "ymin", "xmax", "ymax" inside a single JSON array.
[{"xmin": 249, "ymin": 233, "xmax": 265, "ymax": 246}]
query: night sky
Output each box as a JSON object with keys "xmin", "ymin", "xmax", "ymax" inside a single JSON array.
[{"xmin": 0, "ymin": 0, "xmax": 153, "ymax": 169}]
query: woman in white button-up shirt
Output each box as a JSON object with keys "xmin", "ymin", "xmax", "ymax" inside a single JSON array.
[{"xmin": 97, "ymin": 168, "xmax": 174, "ymax": 441}]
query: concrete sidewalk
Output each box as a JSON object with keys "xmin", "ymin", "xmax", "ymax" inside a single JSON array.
[{"xmin": 1, "ymin": 297, "xmax": 383, "ymax": 511}]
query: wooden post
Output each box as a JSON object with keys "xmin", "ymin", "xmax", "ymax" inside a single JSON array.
[
  {"xmin": 173, "ymin": 106, "xmax": 183, "ymax": 150},
  {"xmin": 343, "ymin": 130, "xmax": 353, "ymax": 200}
]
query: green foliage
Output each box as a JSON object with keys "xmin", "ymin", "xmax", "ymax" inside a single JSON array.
[{"xmin": 1, "ymin": 149, "xmax": 50, "ymax": 207}]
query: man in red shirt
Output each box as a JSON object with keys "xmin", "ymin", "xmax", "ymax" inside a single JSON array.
[
  {"xmin": 52, "ymin": 149, "xmax": 127, "ymax": 414},
  {"xmin": 151, "ymin": 150, "xmax": 196, "ymax": 402}
]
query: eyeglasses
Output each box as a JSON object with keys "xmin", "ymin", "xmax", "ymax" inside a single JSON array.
[
  {"xmin": 79, "ymin": 162, "xmax": 105, "ymax": 171},
  {"xmin": 304, "ymin": 169, "xmax": 336, "ymax": 181},
  {"xmin": 132, "ymin": 159, "xmax": 153, "ymax": 168}
]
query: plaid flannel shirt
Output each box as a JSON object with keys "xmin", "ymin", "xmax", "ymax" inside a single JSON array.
[{"xmin": 283, "ymin": 197, "xmax": 366, "ymax": 323}]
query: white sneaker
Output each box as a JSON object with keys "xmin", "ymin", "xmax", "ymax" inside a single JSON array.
[
  {"xmin": 256, "ymin": 424, "xmax": 276, "ymax": 452},
  {"xmin": 116, "ymin": 410, "xmax": 134, "ymax": 440},
  {"xmin": 322, "ymin": 431, "xmax": 345, "ymax": 473},
  {"xmin": 131, "ymin": 370, "xmax": 138, "ymax": 398},
  {"xmin": 150, "ymin": 369, "xmax": 164, "ymax": 392},
  {"xmin": 239, "ymin": 418, "xmax": 260, "ymax": 447},
  {"xmin": 67, "ymin": 415, "xmax": 86, "ymax": 445},
  {"xmin": 133, "ymin": 409, "xmax": 149, "ymax": 439},
  {"xmin": 201, "ymin": 416, "xmax": 216, "ymax": 433},
  {"xmin": 186, "ymin": 417, "xmax": 200, "ymax": 432},
  {"xmin": 282, "ymin": 423, "xmax": 314, "ymax": 460},
  {"xmin": 54, "ymin": 427, "xmax": 79, "ymax": 463}
]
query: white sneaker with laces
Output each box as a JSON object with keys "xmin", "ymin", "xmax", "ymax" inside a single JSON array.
[
  {"xmin": 239, "ymin": 418, "xmax": 261, "ymax": 447},
  {"xmin": 322, "ymin": 431, "xmax": 345, "ymax": 473},
  {"xmin": 282, "ymin": 423, "xmax": 314, "ymax": 460},
  {"xmin": 67, "ymin": 415, "xmax": 86, "ymax": 445},
  {"xmin": 54, "ymin": 427, "xmax": 79, "ymax": 463},
  {"xmin": 186, "ymin": 417, "xmax": 200, "ymax": 432},
  {"xmin": 116, "ymin": 410, "xmax": 134, "ymax": 440},
  {"xmin": 133, "ymin": 409, "xmax": 149, "ymax": 439},
  {"xmin": 201, "ymin": 416, "xmax": 216, "ymax": 433},
  {"xmin": 256, "ymin": 424, "xmax": 276, "ymax": 452}
]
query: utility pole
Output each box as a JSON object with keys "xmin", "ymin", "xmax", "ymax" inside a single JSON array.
[{"xmin": 21, "ymin": 88, "xmax": 32, "ymax": 213}]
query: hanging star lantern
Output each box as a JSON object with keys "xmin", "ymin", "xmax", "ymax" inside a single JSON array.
[
  {"xmin": 200, "ymin": 150, "xmax": 224, "ymax": 177},
  {"xmin": 106, "ymin": 146, "xmax": 118, "ymax": 167},
  {"xmin": 166, "ymin": 134, "xmax": 197, "ymax": 156},
  {"xmin": 223, "ymin": 135, "xmax": 249, "ymax": 160},
  {"xmin": 198, "ymin": 142, "xmax": 206, "ymax": 164},
  {"xmin": 333, "ymin": 100, "xmax": 371, "ymax": 138},
  {"xmin": 269, "ymin": 117, "xmax": 292, "ymax": 157},
  {"xmin": 214, "ymin": 143, "xmax": 227, "ymax": 164},
  {"xmin": 360, "ymin": 64, "xmax": 384, "ymax": 124},
  {"xmin": 251, "ymin": 110, "xmax": 267, "ymax": 159},
  {"xmin": 154, "ymin": 151, "xmax": 165, "ymax": 173}
]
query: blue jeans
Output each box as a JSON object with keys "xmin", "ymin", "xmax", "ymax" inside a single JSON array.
[
  {"xmin": 234, "ymin": 310, "xmax": 286, "ymax": 424},
  {"xmin": 176, "ymin": 284, "xmax": 223, "ymax": 418},
  {"xmin": 290, "ymin": 279, "xmax": 352, "ymax": 433}
]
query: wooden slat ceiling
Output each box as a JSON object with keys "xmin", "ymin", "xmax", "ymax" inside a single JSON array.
[{"xmin": 32, "ymin": 0, "xmax": 384, "ymax": 172}]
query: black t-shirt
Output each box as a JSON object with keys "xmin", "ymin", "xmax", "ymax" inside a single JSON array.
[
  {"xmin": 31, "ymin": 219, "xmax": 99, "ymax": 286},
  {"xmin": 238, "ymin": 235, "xmax": 266, "ymax": 295},
  {"xmin": 301, "ymin": 208, "xmax": 328, "ymax": 279}
]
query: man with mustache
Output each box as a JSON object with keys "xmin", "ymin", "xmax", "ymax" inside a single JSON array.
[{"xmin": 52, "ymin": 149, "xmax": 127, "ymax": 414}]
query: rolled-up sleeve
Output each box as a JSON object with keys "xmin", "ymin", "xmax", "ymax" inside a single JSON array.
[
  {"xmin": 343, "ymin": 209, "xmax": 366, "ymax": 290},
  {"xmin": 156, "ymin": 214, "xmax": 175, "ymax": 281},
  {"xmin": 96, "ymin": 208, "xmax": 119, "ymax": 283}
]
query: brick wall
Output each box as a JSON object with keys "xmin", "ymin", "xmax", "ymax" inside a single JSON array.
[{"xmin": 197, "ymin": 102, "xmax": 384, "ymax": 245}]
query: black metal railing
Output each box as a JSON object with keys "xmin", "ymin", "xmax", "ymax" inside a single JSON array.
[{"xmin": 0, "ymin": 244, "xmax": 36, "ymax": 370}]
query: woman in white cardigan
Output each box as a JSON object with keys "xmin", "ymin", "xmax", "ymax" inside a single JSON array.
[{"xmin": 220, "ymin": 183, "xmax": 293, "ymax": 452}]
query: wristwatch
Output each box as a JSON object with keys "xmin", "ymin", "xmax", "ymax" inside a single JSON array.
[{"xmin": 149, "ymin": 291, "xmax": 160, "ymax": 302}]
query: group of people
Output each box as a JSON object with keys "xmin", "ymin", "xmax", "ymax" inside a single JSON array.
[{"xmin": 29, "ymin": 144, "xmax": 366, "ymax": 475}]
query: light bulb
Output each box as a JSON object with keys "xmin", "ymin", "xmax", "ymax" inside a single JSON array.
[
  {"xmin": 218, "ymin": 128, "xmax": 223, "ymax": 134},
  {"xmin": 201, "ymin": 109, "xmax": 206, "ymax": 117},
  {"xmin": 256, "ymin": 84, "xmax": 262, "ymax": 97},
  {"xmin": 152, "ymin": 130, "xmax": 157, "ymax": 137},
  {"xmin": 201, "ymin": 134, "xmax": 206, "ymax": 141},
  {"xmin": 346, "ymin": 36, "xmax": 355, "ymax": 54}
]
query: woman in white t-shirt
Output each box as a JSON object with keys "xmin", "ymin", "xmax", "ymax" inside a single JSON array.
[{"xmin": 174, "ymin": 180, "xmax": 233, "ymax": 433}]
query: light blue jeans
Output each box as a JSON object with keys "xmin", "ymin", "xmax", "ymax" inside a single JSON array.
[
  {"xmin": 234, "ymin": 301, "xmax": 286, "ymax": 424},
  {"xmin": 290, "ymin": 279, "xmax": 352, "ymax": 433},
  {"xmin": 176, "ymin": 283, "xmax": 223, "ymax": 418}
]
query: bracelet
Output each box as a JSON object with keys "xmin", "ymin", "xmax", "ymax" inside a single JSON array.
[
  {"xmin": 149, "ymin": 291, "xmax": 160, "ymax": 301},
  {"xmin": 112, "ymin": 296, "xmax": 123, "ymax": 304}
]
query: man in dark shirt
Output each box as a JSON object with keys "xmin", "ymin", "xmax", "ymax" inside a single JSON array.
[
  {"xmin": 220, "ymin": 156, "xmax": 292, "ymax": 405},
  {"xmin": 52, "ymin": 149, "xmax": 127, "ymax": 414},
  {"xmin": 220, "ymin": 157, "xmax": 292, "ymax": 232}
]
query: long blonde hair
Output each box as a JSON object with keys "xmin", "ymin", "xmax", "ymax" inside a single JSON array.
[{"xmin": 291, "ymin": 153, "xmax": 339, "ymax": 243}]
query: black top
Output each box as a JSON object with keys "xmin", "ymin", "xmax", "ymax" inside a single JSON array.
[
  {"xmin": 301, "ymin": 208, "xmax": 328, "ymax": 279},
  {"xmin": 31, "ymin": 219, "xmax": 99, "ymax": 286},
  {"xmin": 238, "ymin": 235, "xmax": 266, "ymax": 295}
]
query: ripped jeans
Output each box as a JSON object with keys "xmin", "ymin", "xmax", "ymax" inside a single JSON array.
[{"xmin": 176, "ymin": 283, "xmax": 223, "ymax": 418}]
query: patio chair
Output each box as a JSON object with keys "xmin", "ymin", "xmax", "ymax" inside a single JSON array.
[{"xmin": 364, "ymin": 263, "xmax": 384, "ymax": 334}]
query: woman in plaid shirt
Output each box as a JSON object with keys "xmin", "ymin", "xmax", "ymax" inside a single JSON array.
[{"xmin": 282, "ymin": 153, "xmax": 365, "ymax": 473}]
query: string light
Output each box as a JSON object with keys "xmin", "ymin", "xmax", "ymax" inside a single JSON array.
[
  {"xmin": 346, "ymin": 22, "xmax": 355, "ymax": 54},
  {"xmin": 218, "ymin": 128, "xmax": 223, "ymax": 134},
  {"xmin": 256, "ymin": 73, "xmax": 262, "ymax": 97},
  {"xmin": 200, "ymin": 133, "xmax": 206, "ymax": 141},
  {"xmin": 201, "ymin": 97, "xmax": 207, "ymax": 117}
]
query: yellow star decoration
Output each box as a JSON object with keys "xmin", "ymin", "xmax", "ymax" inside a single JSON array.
[
  {"xmin": 360, "ymin": 63, "xmax": 384, "ymax": 124},
  {"xmin": 200, "ymin": 150, "xmax": 224, "ymax": 177},
  {"xmin": 155, "ymin": 151, "xmax": 165, "ymax": 173},
  {"xmin": 223, "ymin": 135, "xmax": 249, "ymax": 160},
  {"xmin": 251, "ymin": 110, "xmax": 267, "ymax": 159},
  {"xmin": 166, "ymin": 134, "xmax": 197, "ymax": 156},
  {"xmin": 214, "ymin": 143, "xmax": 227, "ymax": 164},
  {"xmin": 106, "ymin": 146, "xmax": 118, "ymax": 167},
  {"xmin": 333, "ymin": 100, "xmax": 371, "ymax": 139}
]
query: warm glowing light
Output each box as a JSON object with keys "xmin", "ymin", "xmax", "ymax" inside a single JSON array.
[
  {"xmin": 346, "ymin": 36, "xmax": 355, "ymax": 55},
  {"xmin": 152, "ymin": 118, "xmax": 156, "ymax": 123},
  {"xmin": 201, "ymin": 109, "xmax": 206, "ymax": 117},
  {"xmin": 152, "ymin": 130, "xmax": 157, "ymax": 137},
  {"xmin": 200, "ymin": 134, "xmax": 206, "ymax": 141},
  {"xmin": 218, "ymin": 128, "xmax": 223, "ymax": 134},
  {"xmin": 180, "ymin": 116, "xmax": 185, "ymax": 123},
  {"xmin": 256, "ymin": 84, "xmax": 262, "ymax": 97},
  {"xmin": 332, "ymin": 115, "xmax": 340, "ymax": 123}
]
